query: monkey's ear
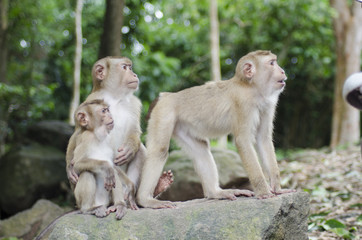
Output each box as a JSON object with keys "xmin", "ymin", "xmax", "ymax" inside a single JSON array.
[
  {"xmin": 76, "ymin": 112, "xmax": 89, "ymax": 128},
  {"xmin": 95, "ymin": 64, "xmax": 106, "ymax": 80},
  {"xmin": 242, "ymin": 62, "xmax": 255, "ymax": 81}
]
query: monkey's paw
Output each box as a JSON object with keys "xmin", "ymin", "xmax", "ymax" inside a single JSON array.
[
  {"xmin": 138, "ymin": 198, "xmax": 176, "ymax": 209},
  {"xmin": 211, "ymin": 189, "xmax": 254, "ymax": 200},
  {"xmin": 108, "ymin": 204, "xmax": 126, "ymax": 220},
  {"xmin": 114, "ymin": 145, "xmax": 135, "ymax": 165},
  {"xmin": 256, "ymin": 192, "xmax": 275, "ymax": 199},
  {"xmin": 272, "ymin": 188, "xmax": 296, "ymax": 195},
  {"xmin": 126, "ymin": 194, "xmax": 139, "ymax": 210},
  {"xmin": 104, "ymin": 167, "xmax": 116, "ymax": 191},
  {"xmin": 93, "ymin": 205, "xmax": 109, "ymax": 218},
  {"xmin": 154, "ymin": 170, "xmax": 174, "ymax": 198}
]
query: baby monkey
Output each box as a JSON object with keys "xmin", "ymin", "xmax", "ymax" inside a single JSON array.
[{"xmin": 71, "ymin": 99, "xmax": 136, "ymax": 219}]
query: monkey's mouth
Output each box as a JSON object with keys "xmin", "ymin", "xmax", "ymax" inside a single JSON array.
[
  {"xmin": 128, "ymin": 81, "xmax": 139, "ymax": 85},
  {"xmin": 107, "ymin": 121, "xmax": 114, "ymax": 129},
  {"xmin": 278, "ymin": 77, "xmax": 287, "ymax": 86}
]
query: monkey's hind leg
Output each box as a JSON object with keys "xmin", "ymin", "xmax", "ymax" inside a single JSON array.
[
  {"xmin": 109, "ymin": 168, "xmax": 127, "ymax": 219},
  {"xmin": 74, "ymin": 172, "xmax": 110, "ymax": 218},
  {"xmin": 174, "ymin": 129, "xmax": 253, "ymax": 200},
  {"xmin": 74, "ymin": 172, "xmax": 96, "ymax": 212},
  {"xmin": 137, "ymin": 107, "xmax": 176, "ymax": 209}
]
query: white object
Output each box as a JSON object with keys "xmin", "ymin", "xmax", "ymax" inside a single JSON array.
[{"xmin": 342, "ymin": 72, "xmax": 362, "ymax": 110}]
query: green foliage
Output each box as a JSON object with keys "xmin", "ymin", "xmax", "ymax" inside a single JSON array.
[
  {"xmin": 1, "ymin": 0, "xmax": 346, "ymax": 149},
  {"xmin": 309, "ymin": 217, "xmax": 357, "ymax": 239}
]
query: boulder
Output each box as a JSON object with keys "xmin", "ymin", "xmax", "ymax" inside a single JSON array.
[
  {"xmin": 0, "ymin": 142, "xmax": 67, "ymax": 216},
  {"xmin": 160, "ymin": 149, "xmax": 250, "ymax": 201},
  {"xmin": 27, "ymin": 120, "xmax": 74, "ymax": 151},
  {"xmin": 39, "ymin": 192, "xmax": 309, "ymax": 240},
  {"xmin": 0, "ymin": 199, "xmax": 68, "ymax": 240}
]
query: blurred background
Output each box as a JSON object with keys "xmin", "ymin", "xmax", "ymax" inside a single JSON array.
[{"xmin": 0, "ymin": 0, "xmax": 361, "ymax": 239}]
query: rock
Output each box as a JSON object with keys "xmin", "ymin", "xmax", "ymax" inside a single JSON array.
[
  {"xmin": 0, "ymin": 142, "xmax": 67, "ymax": 216},
  {"xmin": 160, "ymin": 149, "xmax": 250, "ymax": 201},
  {"xmin": 0, "ymin": 199, "xmax": 67, "ymax": 240},
  {"xmin": 39, "ymin": 192, "xmax": 309, "ymax": 240},
  {"xmin": 27, "ymin": 120, "xmax": 73, "ymax": 151}
]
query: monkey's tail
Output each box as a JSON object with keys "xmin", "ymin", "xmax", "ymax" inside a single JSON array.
[{"xmin": 35, "ymin": 210, "xmax": 80, "ymax": 240}]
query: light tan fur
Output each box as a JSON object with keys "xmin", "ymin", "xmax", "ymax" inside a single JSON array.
[
  {"xmin": 71, "ymin": 99, "xmax": 129, "ymax": 219},
  {"xmin": 66, "ymin": 57, "xmax": 143, "ymax": 210},
  {"xmin": 137, "ymin": 50, "xmax": 294, "ymax": 209}
]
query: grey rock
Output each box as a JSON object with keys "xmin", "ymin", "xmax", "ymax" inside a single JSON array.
[
  {"xmin": 160, "ymin": 149, "xmax": 250, "ymax": 201},
  {"xmin": 27, "ymin": 120, "xmax": 73, "ymax": 151},
  {"xmin": 0, "ymin": 199, "xmax": 67, "ymax": 240},
  {"xmin": 0, "ymin": 142, "xmax": 67, "ymax": 215},
  {"xmin": 40, "ymin": 192, "xmax": 309, "ymax": 240}
]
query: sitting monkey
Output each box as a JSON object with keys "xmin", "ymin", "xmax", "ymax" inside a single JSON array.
[{"xmin": 71, "ymin": 99, "xmax": 135, "ymax": 219}]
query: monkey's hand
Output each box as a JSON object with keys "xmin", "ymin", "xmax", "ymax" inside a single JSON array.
[
  {"xmin": 66, "ymin": 163, "xmax": 78, "ymax": 185},
  {"xmin": 114, "ymin": 145, "xmax": 136, "ymax": 166},
  {"xmin": 104, "ymin": 167, "xmax": 116, "ymax": 191}
]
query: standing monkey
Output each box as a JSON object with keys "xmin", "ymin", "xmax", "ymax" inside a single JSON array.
[
  {"xmin": 72, "ymin": 99, "xmax": 128, "ymax": 219},
  {"xmin": 66, "ymin": 57, "xmax": 173, "ymax": 206},
  {"xmin": 137, "ymin": 50, "xmax": 295, "ymax": 209}
]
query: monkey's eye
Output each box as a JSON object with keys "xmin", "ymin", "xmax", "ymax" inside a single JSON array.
[
  {"xmin": 129, "ymin": 66, "xmax": 133, "ymax": 71},
  {"xmin": 270, "ymin": 60, "xmax": 275, "ymax": 66},
  {"xmin": 102, "ymin": 108, "xmax": 109, "ymax": 113},
  {"xmin": 122, "ymin": 65, "xmax": 127, "ymax": 70}
]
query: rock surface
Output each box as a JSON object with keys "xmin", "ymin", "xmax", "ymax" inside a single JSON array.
[
  {"xmin": 27, "ymin": 120, "xmax": 73, "ymax": 151},
  {"xmin": 40, "ymin": 192, "xmax": 309, "ymax": 240},
  {"xmin": 161, "ymin": 149, "xmax": 250, "ymax": 201},
  {"xmin": 0, "ymin": 142, "xmax": 67, "ymax": 215},
  {"xmin": 0, "ymin": 199, "xmax": 68, "ymax": 240}
]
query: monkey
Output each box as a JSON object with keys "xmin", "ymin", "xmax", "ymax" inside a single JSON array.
[
  {"xmin": 71, "ymin": 99, "xmax": 132, "ymax": 219},
  {"xmin": 65, "ymin": 57, "xmax": 173, "ymax": 207},
  {"xmin": 37, "ymin": 99, "xmax": 134, "ymax": 240},
  {"xmin": 37, "ymin": 100, "xmax": 132, "ymax": 240},
  {"xmin": 136, "ymin": 50, "xmax": 295, "ymax": 209}
]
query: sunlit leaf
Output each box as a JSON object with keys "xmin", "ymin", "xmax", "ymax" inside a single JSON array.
[
  {"xmin": 322, "ymin": 219, "xmax": 346, "ymax": 230},
  {"xmin": 330, "ymin": 228, "xmax": 352, "ymax": 239}
]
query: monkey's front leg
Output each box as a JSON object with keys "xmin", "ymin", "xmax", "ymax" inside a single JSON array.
[
  {"xmin": 67, "ymin": 160, "xmax": 79, "ymax": 185},
  {"xmin": 235, "ymin": 136, "xmax": 274, "ymax": 199},
  {"xmin": 258, "ymin": 139, "xmax": 295, "ymax": 195}
]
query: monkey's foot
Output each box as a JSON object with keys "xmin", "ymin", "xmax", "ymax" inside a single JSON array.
[
  {"xmin": 211, "ymin": 189, "xmax": 254, "ymax": 200},
  {"xmin": 139, "ymin": 198, "xmax": 176, "ymax": 209},
  {"xmin": 93, "ymin": 205, "xmax": 109, "ymax": 218},
  {"xmin": 154, "ymin": 170, "xmax": 174, "ymax": 198},
  {"xmin": 272, "ymin": 188, "xmax": 296, "ymax": 195},
  {"xmin": 128, "ymin": 196, "xmax": 139, "ymax": 210},
  {"xmin": 108, "ymin": 204, "xmax": 126, "ymax": 220},
  {"xmin": 256, "ymin": 192, "xmax": 275, "ymax": 199}
]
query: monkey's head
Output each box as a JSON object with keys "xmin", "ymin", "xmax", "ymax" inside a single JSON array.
[
  {"xmin": 75, "ymin": 99, "xmax": 114, "ymax": 133},
  {"xmin": 91, "ymin": 57, "xmax": 139, "ymax": 94},
  {"xmin": 235, "ymin": 50, "xmax": 287, "ymax": 94}
]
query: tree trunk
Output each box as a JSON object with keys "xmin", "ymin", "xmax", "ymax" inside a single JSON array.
[
  {"xmin": 98, "ymin": 0, "xmax": 124, "ymax": 59},
  {"xmin": 210, "ymin": 0, "xmax": 227, "ymax": 148},
  {"xmin": 0, "ymin": 0, "xmax": 8, "ymax": 156},
  {"xmin": 0, "ymin": 0, "xmax": 8, "ymax": 83},
  {"xmin": 330, "ymin": 0, "xmax": 362, "ymax": 148},
  {"xmin": 210, "ymin": 0, "xmax": 221, "ymax": 83},
  {"xmin": 69, "ymin": 0, "xmax": 83, "ymax": 126}
]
